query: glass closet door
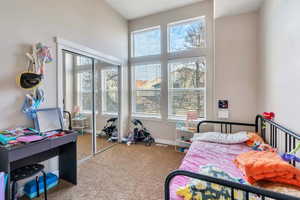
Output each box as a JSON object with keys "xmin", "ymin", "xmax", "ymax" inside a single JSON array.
[
  {"xmin": 63, "ymin": 51, "xmax": 93, "ymax": 161},
  {"xmin": 95, "ymin": 60, "xmax": 120, "ymax": 153}
]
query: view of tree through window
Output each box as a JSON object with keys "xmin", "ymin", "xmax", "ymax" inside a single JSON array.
[
  {"xmin": 132, "ymin": 27, "xmax": 161, "ymax": 57},
  {"xmin": 130, "ymin": 15, "xmax": 208, "ymax": 119},
  {"xmin": 133, "ymin": 63, "xmax": 161, "ymax": 115},
  {"xmin": 77, "ymin": 70, "xmax": 93, "ymax": 112},
  {"xmin": 169, "ymin": 17, "xmax": 206, "ymax": 52},
  {"xmin": 102, "ymin": 68, "xmax": 119, "ymax": 114},
  {"xmin": 168, "ymin": 57, "xmax": 206, "ymax": 118}
]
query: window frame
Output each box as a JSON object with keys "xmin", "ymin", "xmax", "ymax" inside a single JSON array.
[
  {"xmin": 167, "ymin": 57, "xmax": 207, "ymax": 120},
  {"xmin": 75, "ymin": 64, "xmax": 94, "ymax": 114},
  {"xmin": 101, "ymin": 68, "xmax": 119, "ymax": 116},
  {"xmin": 131, "ymin": 25, "xmax": 162, "ymax": 58},
  {"xmin": 167, "ymin": 16, "xmax": 206, "ymax": 53},
  {"xmin": 131, "ymin": 62, "xmax": 162, "ymax": 118},
  {"xmin": 130, "ymin": 14, "xmax": 212, "ymax": 121}
]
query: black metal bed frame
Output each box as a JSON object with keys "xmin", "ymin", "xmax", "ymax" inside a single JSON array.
[{"xmin": 165, "ymin": 115, "xmax": 300, "ymax": 200}]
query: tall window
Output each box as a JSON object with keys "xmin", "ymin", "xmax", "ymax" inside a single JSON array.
[
  {"xmin": 130, "ymin": 15, "xmax": 209, "ymax": 120},
  {"xmin": 167, "ymin": 16, "xmax": 207, "ymax": 119},
  {"xmin": 132, "ymin": 63, "xmax": 161, "ymax": 116},
  {"xmin": 102, "ymin": 68, "xmax": 119, "ymax": 115},
  {"xmin": 168, "ymin": 57, "xmax": 206, "ymax": 119}
]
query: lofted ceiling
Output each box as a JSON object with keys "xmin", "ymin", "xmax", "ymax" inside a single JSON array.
[
  {"xmin": 214, "ymin": 0, "xmax": 264, "ymax": 18},
  {"xmin": 105, "ymin": 0, "xmax": 264, "ymax": 20},
  {"xmin": 105, "ymin": 0, "xmax": 204, "ymax": 20}
]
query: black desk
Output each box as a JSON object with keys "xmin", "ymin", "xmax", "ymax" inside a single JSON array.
[{"xmin": 0, "ymin": 132, "xmax": 77, "ymax": 200}]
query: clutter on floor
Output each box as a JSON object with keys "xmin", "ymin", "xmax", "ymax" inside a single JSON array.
[
  {"xmin": 98, "ymin": 117, "xmax": 118, "ymax": 142},
  {"xmin": 24, "ymin": 172, "xmax": 58, "ymax": 199},
  {"xmin": 124, "ymin": 119, "xmax": 155, "ymax": 146}
]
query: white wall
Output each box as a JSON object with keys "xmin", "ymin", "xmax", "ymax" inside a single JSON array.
[
  {"xmin": 258, "ymin": 0, "xmax": 300, "ymax": 132},
  {"xmin": 128, "ymin": 1, "xmax": 214, "ymax": 142},
  {"xmin": 215, "ymin": 12, "xmax": 259, "ymax": 123},
  {"xmin": 0, "ymin": 0, "xmax": 128, "ymax": 129},
  {"xmin": 0, "ymin": 0, "xmax": 128, "ymax": 185}
]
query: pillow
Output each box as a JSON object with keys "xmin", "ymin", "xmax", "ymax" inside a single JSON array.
[
  {"xmin": 245, "ymin": 132, "xmax": 265, "ymax": 147},
  {"xmin": 176, "ymin": 165, "xmax": 258, "ymax": 200},
  {"xmin": 192, "ymin": 131, "xmax": 249, "ymax": 144}
]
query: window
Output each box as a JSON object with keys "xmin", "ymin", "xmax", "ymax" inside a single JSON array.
[
  {"xmin": 168, "ymin": 16, "xmax": 206, "ymax": 52},
  {"xmin": 132, "ymin": 26, "xmax": 161, "ymax": 57},
  {"xmin": 132, "ymin": 63, "xmax": 161, "ymax": 116},
  {"xmin": 130, "ymin": 15, "xmax": 210, "ymax": 120},
  {"xmin": 102, "ymin": 68, "xmax": 119, "ymax": 115},
  {"xmin": 168, "ymin": 57, "xmax": 206, "ymax": 119},
  {"xmin": 77, "ymin": 70, "xmax": 93, "ymax": 112}
]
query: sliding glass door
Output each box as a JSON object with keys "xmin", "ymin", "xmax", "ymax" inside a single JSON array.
[
  {"xmin": 63, "ymin": 50, "xmax": 120, "ymax": 161},
  {"xmin": 95, "ymin": 60, "xmax": 119, "ymax": 153}
]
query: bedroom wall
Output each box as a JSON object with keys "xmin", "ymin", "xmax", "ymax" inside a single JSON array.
[
  {"xmin": 0, "ymin": 0, "xmax": 128, "ymax": 177},
  {"xmin": 215, "ymin": 12, "xmax": 259, "ymax": 123},
  {"xmin": 258, "ymin": 0, "xmax": 300, "ymax": 132}
]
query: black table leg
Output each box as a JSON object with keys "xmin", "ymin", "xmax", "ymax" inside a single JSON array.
[
  {"xmin": 59, "ymin": 141, "xmax": 77, "ymax": 185},
  {"xmin": 42, "ymin": 171, "xmax": 47, "ymax": 200}
]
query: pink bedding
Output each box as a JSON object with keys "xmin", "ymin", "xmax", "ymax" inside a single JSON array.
[{"xmin": 170, "ymin": 140, "xmax": 252, "ymax": 200}]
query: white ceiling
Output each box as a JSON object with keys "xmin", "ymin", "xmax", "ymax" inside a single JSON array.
[
  {"xmin": 105, "ymin": 0, "xmax": 204, "ymax": 20},
  {"xmin": 214, "ymin": 0, "xmax": 264, "ymax": 18},
  {"xmin": 105, "ymin": 0, "xmax": 264, "ymax": 20}
]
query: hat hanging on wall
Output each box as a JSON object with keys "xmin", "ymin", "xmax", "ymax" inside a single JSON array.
[
  {"xmin": 18, "ymin": 42, "xmax": 53, "ymax": 118},
  {"xmin": 17, "ymin": 43, "xmax": 53, "ymax": 90},
  {"xmin": 17, "ymin": 72, "xmax": 42, "ymax": 90}
]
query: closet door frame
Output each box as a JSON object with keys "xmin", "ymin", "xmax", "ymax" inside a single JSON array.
[{"xmin": 56, "ymin": 37, "xmax": 123, "ymax": 157}]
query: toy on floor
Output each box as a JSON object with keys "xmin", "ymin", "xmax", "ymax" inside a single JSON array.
[
  {"xmin": 127, "ymin": 119, "xmax": 155, "ymax": 146},
  {"xmin": 98, "ymin": 118, "xmax": 118, "ymax": 142},
  {"xmin": 24, "ymin": 173, "xmax": 58, "ymax": 199}
]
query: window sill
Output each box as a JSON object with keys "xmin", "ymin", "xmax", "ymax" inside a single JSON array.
[
  {"xmin": 81, "ymin": 111, "xmax": 99, "ymax": 115},
  {"xmin": 131, "ymin": 114, "xmax": 162, "ymax": 122},
  {"xmin": 167, "ymin": 117, "xmax": 206, "ymax": 123},
  {"xmin": 102, "ymin": 112, "xmax": 118, "ymax": 117}
]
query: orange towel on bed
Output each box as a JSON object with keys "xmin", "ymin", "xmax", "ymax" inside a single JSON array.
[{"xmin": 234, "ymin": 151, "xmax": 300, "ymax": 187}]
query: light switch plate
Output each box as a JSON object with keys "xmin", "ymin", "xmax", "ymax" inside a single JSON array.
[{"xmin": 218, "ymin": 110, "xmax": 229, "ymax": 119}]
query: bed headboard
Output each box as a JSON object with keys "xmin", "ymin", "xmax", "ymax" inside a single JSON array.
[{"xmin": 198, "ymin": 115, "xmax": 300, "ymax": 166}]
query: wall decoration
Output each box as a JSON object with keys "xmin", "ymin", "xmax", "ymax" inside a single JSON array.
[{"xmin": 17, "ymin": 43, "xmax": 53, "ymax": 119}]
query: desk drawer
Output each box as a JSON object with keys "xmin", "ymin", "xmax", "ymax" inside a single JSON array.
[
  {"xmin": 9, "ymin": 141, "xmax": 51, "ymax": 162},
  {"xmin": 51, "ymin": 133, "xmax": 77, "ymax": 148}
]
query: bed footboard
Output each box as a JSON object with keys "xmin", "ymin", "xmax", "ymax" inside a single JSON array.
[{"xmin": 165, "ymin": 170, "xmax": 300, "ymax": 200}]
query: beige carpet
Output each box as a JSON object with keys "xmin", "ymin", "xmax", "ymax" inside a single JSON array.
[
  {"xmin": 22, "ymin": 143, "xmax": 184, "ymax": 200},
  {"xmin": 77, "ymin": 133, "xmax": 116, "ymax": 160}
]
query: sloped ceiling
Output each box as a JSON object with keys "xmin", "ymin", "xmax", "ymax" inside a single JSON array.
[
  {"xmin": 214, "ymin": 0, "xmax": 264, "ymax": 18},
  {"xmin": 105, "ymin": 0, "xmax": 204, "ymax": 20},
  {"xmin": 105, "ymin": 0, "xmax": 264, "ymax": 20}
]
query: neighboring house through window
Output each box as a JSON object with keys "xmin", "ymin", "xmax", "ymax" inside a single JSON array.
[{"xmin": 130, "ymin": 15, "xmax": 210, "ymax": 120}]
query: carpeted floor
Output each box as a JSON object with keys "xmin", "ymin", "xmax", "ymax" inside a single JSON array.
[
  {"xmin": 22, "ymin": 143, "xmax": 184, "ymax": 200},
  {"xmin": 77, "ymin": 133, "xmax": 116, "ymax": 160}
]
